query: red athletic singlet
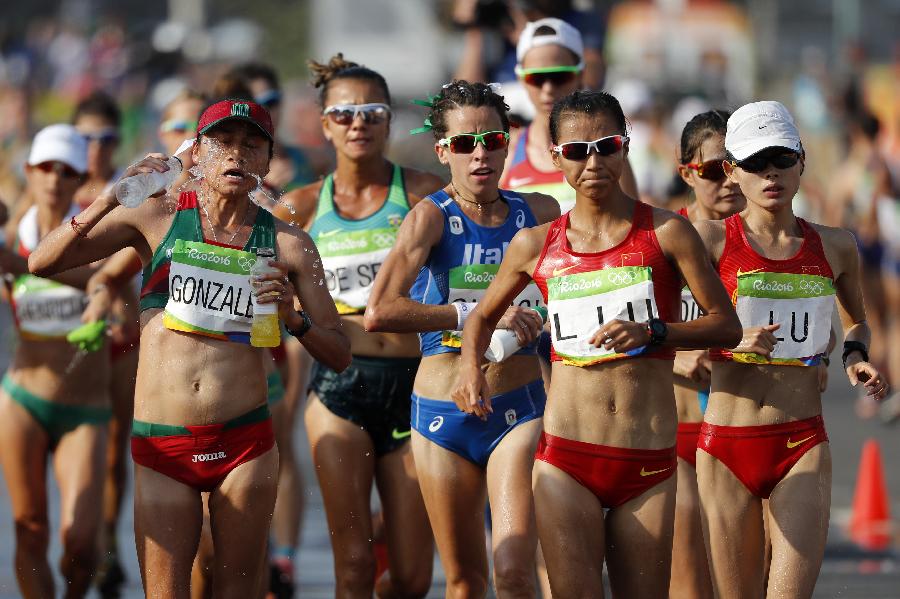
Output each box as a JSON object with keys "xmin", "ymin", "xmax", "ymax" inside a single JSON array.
[
  {"xmin": 709, "ymin": 214, "xmax": 834, "ymax": 363},
  {"xmin": 532, "ymin": 202, "xmax": 681, "ymax": 364}
]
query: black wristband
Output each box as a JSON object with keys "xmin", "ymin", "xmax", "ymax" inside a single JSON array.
[
  {"xmin": 287, "ymin": 310, "xmax": 312, "ymax": 339},
  {"xmin": 841, "ymin": 341, "xmax": 869, "ymax": 368}
]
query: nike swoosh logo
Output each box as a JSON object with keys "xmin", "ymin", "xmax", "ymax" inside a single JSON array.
[
  {"xmin": 736, "ymin": 268, "xmax": 764, "ymax": 277},
  {"xmin": 640, "ymin": 466, "xmax": 671, "ymax": 477},
  {"xmin": 507, "ymin": 177, "xmax": 533, "ymax": 188},
  {"xmin": 317, "ymin": 229, "xmax": 342, "ymax": 238},
  {"xmin": 552, "ymin": 264, "xmax": 579, "ymax": 277},
  {"xmin": 786, "ymin": 434, "xmax": 815, "ymax": 449},
  {"xmin": 391, "ymin": 428, "xmax": 412, "ymax": 440}
]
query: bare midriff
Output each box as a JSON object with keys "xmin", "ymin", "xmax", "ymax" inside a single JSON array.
[
  {"xmin": 339, "ymin": 315, "xmax": 420, "ymax": 358},
  {"xmin": 413, "ymin": 353, "xmax": 540, "ymax": 401},
  {"xmin": 8, "ymin": 338, "xmax": 110, "ymax": 407}
]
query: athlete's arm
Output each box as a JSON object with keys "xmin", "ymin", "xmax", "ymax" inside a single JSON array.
[
  {"xmin": 273, "ymin": 183, "xmax": 319, "ymax": 229},
  {"xmin": 522, "ymin": 192, "xmax": 562, "ymax": 225},
  {"xmin": 404, "ymin": 169, "xmax": 446, "ymax": 206},
  {"xmin": 364, "ymin": 200, "xmax": 456, "ymax": 333},
  {"xmin": 820, "ymin": 225, "xmax": 888, "ymax": 399},
  {"xmin": 0, "ymin": 244, "xmax": 98, "ymax": 289},
  {"xmin": 257, "ymin": 224, "xmax": 351, "ymax": 372},
  {"xmin": 452, "ymin": 226, "xmax": 546, "ymax": 419}
]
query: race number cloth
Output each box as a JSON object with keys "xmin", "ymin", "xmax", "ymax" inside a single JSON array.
[
  {"xmin": 9, "ymin": 205, "xmax": 86, "ymax": 340},
  {"xmin": 532, "ymin": 203, "xmax": 681, "ymax": 364},
  {"xmin": 710, "ymin": 214, "xmax": 835, "ymax": 366},
  {"xmin": 548, "ymin": 266, "xmax": 658, "ymax": 366},
  {"xmin": 163, "ymin": 240, "xmax": 257, "ymax": 343},
  {"xmin": 410, "ymin": 189, "xmax": 543, "ymax": 357},
  {"xmin": 733, "ymin": 272, "xmax": 834, "ymax": 365},
  {"xmin": 309, "ymin": 163, "xmax": 409, "ymax": 315}
]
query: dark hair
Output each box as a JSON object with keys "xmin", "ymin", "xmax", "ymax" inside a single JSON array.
[
  {"xmin": 679, "ymin": 110, "xmax": 730, "ymax": 164},
  {"xmin": 307, "ymin": 53, "xmax": 391, "ymax": 107},
  {"xmin": 549, "ymin": 90, "xmax": 626, "ymax": 144},
  {"xmin": 211, "ymin": 74, "xmax": 254, "ymax": 103},
  {"xmin": 229, "ymin": 62, "xmax": 280, "ymax": 91},
  {"xmin": 425, "ymin": 80, "xmax": 510, "ymax": 140},
  {"xmin": 72, "ymin": 91, "xmax": 121, "ymax": 127}
]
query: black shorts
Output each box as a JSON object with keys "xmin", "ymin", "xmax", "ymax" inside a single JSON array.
[{"xmin": 310, "ymin": 355, "xmax": 420, "ymax": 456}]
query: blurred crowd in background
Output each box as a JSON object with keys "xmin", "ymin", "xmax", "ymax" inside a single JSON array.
[{"xmin": 1, "ymin": 0, "xmax": 899, "ymax": 407}]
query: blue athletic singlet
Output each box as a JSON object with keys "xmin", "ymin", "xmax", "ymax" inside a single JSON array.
[{"xmin": 409, "ymin": 189, "xmax": 545, "ymax": 357}]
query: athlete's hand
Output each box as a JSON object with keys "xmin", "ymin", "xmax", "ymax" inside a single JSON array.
[
  {"xmin": 846, "ymin": 360, "xmax": 889, "ymax": 401},
  {"xmin": 732, "ymin": 324, "xmax": 780, "ymax": 357},
  {"xmin": 674, "ymin": 350, "xmax": 711, "ymax": 385},
  {"xmin": 121, "ymin": 153, "xmax": 172, "ymax": 198},
  {"xmin": 451, "ymin": 362, "xmax": 493, "ymax": 421},
  {"xmin": 496, "ymin": 305, "xmax": 543, "ymax": 346},
  {"xmin": 251, "ymin": 259, "xmax": 298, "ymax": 322},
  {"xmin": 817, "ymin": 362, "xmax": 829, "ymax": 393},
  {"xmin": 590, "ymin": 319, "xmax": 650, "ymax": 353},
  {"xmin": 81, "ymin": 283, "xmax": 112, "ymax": 324}
]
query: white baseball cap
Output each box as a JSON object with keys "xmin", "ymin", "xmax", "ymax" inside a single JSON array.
[
  {"xmin": 725, "ymin": 101, "xmax": 802, "ymax": 161},
  {"xmin": 516, "ymin": 18, "xmax": 584, "ymax": 67},
  {"xmin": 27, "ymin": 124, "xmax": 88, "ymax": 174}
]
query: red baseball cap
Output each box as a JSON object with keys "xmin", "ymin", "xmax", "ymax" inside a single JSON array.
[{"xmin": 197, "ymin": 99, "xmax": 274, "ymax": 141}]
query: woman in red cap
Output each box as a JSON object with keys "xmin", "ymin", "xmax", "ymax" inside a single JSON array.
[
  {"xmin": 697, "ymin": 100, "xmax": 888, "ymax": 597},
  {"xmin": 28, "ymin": 99, "xmax": 350, "ymax": 598}
]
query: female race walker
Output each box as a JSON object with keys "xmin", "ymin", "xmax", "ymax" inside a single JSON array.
[
  {"xmin": 366, "ymin": 81, "xmax": 559, "ymax": 598},
  {"xmin": 670, "ymin": 109, "xmax": 744, "ymax": 599},
  {"xmin": 28, "ymin": 99, "xmax": 350, "ymax": 599},
  {"xmin": 451, "ymin": 90, "xmax": 741, "ymax": 598},
  {"xmin": 0, "ymin": 124, "xmax": 110, "ymax": 598},
  {"xmin": 278, "ymin": 53, "xmax": 442, "ymax": 597},
  {"xmin": 696, "ymin": 101, "xmax": 889, "ymax": 598}
]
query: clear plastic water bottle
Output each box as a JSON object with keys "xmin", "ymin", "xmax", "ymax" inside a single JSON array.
[
  {"xmin": 485, "ymin": 306, "xmax": 548, "ymax": 363},
  {"xmin": 114, "ymin": 156, "xmax": 182, "ymax": 208},
  {"xmin": 250, "ymin": 247, "xmax": 281, "ymax": 348}
]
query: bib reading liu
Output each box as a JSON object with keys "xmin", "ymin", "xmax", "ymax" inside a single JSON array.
[
  {"xmin": 163, "ymin": 240, "xmax": 258, "ymax": 343},
  {"xmin": 549, "ymin": 266, "xmax": 658, "ymax": 366}
]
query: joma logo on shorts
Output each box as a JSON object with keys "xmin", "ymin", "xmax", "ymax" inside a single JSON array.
[{"xmin": 192, "ymin": 451, "xmax": 226, "ymax": 463}]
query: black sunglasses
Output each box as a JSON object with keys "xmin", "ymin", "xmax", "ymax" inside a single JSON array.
[{"xmin": 733, "ymin": 151, "xmax": 800, "ymax": 173}]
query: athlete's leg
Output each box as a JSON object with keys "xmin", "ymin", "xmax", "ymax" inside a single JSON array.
[
  {"xmin": 53, "ymin": 424, "xmax": 108, "ymax": 598},
  {"xmin": 189, "ymin": 499, "xmax": 214, "ymax": 599},
  {"xmin": 765, "ymin": 443, "xmax": 831, "ymax": 599},
  {"xmin": 0, "ymin": 392, "xmax": 54, "ymax": 598},
  {"xmin": 696, "ymin": 450, "xmax": 766, "ymax": 599},
  {"xmin": 533, "ymin": 459, "xmax": 606, "ymax": 598},
  {"xmin": 412, "ymin": 430, "xmax": 489, "ymax": 599},
  {"xmin": 670, "ymin": 457, "xmax": 713, "ymax": 599},
  {"xmin": 133, "ymin": 464, "xmax": 204, "ymax": 599},
  {"xmin": 604, "ymin": 474, "xmax": 676, "ymax": 598},
  {"xmin": 374, "ymin": 442, "xmax": 433, "ymax": 598},
  {"xmin": 102, "ymin": 349, "xmax": 137, "ymax": 552},
  {"xmin": 207, "ymin": 446, "xmax": 280, "ymax": 599},
  {"xmin": 485, "ymin": 419, "xmax": 541, "ymax": 599},
  {"xmin": 305, "ymin": 393, "xmax": 379, "ymax": 598}
]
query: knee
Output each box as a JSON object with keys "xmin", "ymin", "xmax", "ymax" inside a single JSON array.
[
  {"xmin": 14, "ymin": 516, "xmax": 49, "ymax": 554},
  {"xmin": 492, "ymin": 560, "xmax": 535, "ymax": 596},
  {"xmin": 334, "ymin": 548, "xmax": 376, "ymax": 592},
  {"xmin": 386, "ymin": 567, "xmax": 432, "ymax": 599},
  {"xmin": 60, "ymin": 524, "xmax": 98, "ymax": 567},
  {"xmin": 445, "ymin": 571, "xmax": 489, "ymax": 599}
]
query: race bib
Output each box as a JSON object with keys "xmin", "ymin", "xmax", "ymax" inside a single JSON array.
[
  {"xmin": 681, "ymin": 286, "xmax": 704, "ymax": 322},
  {"xmin": 317, "ymin": 227, "xmax": 396, "ymax": 314},
  {"xmin": 163, "ymin": 240, "xmax": 258, "ymax": 343},
  {"xmin": 548, "ymin": 266, "xmax": 657, "ymax": 366},
  {"xmin": 441, "ymin": 264, "xmax": 545, "ymax": 348},
  {"xmin": 734, "ymin": 272, "xmax": 835, "ymax": 365},
  {"xmin": 12, "ymin": 275, "xmax": 86, "ymax": 339}
]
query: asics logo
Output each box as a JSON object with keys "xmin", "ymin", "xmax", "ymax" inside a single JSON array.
[
  {"xmin": 786, "ymin": 435, "xmax": 815, "ymax": 449},
  {"xmin": 552, "ymin": 264, "xmax": 579, "ymax": 277},
  {"xmin": 607, "ymin": 271, "xmax": 636, "ymax": 286},
  {"xmin": 192, "ymin": 451, "xmax": 226, "ymax": 463},
  {"xmin": 515, "ymin": 210, "xmax": 526, "ymax": 228},
  {"xmin": 639, "ymin": 466, "xmax": 671, "ymax": 477},
  {"xmin": 428, "ymin": 416, "xmax": 444, "ymax": 432}
]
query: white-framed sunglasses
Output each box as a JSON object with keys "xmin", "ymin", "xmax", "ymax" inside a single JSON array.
[{"xmin": 322, "ymin": 103, "xmax": 391, "ymax": 125}]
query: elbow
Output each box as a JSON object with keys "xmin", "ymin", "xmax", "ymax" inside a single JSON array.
[
  {"xmin": 723, "ymin": 314, "xmax": 743, "ymax": 349},
  {"xmin": 330, "ymin": 339, "xmax": 353, "ymax": 373},
  {"xmin": 27, "ymin": 253, "xmax": 53, "ymax": 278}
]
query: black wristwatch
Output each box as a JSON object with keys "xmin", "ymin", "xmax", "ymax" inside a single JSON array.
[
  {"xmin": 287, "ymin": 310, "xmax": 312, "ymax": 339},
  {"xmin": 647, "ymin": 318, "xmax": 668, "ymax": 346},
  {"xmin": 841, "ymin": 340, "xmax": 869, "ymax": 368}
]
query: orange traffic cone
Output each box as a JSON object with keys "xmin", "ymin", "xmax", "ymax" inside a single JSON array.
[{"xmin": 849, "ymin": 439, "xmax": 893, "ymax": 551}]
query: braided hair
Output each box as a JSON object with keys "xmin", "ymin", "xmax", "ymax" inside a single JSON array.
[
  {"xmin": 679, "ymin": 110, "xmax": 730, "ymax": 164},
  {"xmin": 425, "ymin": 80, "xmax": 510, "ymax": 140},
  {"xmin": 307, "ymin": 53, "xmax": 391, "ymax": 106}
]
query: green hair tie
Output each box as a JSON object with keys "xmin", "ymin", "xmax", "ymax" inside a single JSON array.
[{"xmin": 410, "ymin": 116, "xmax": 433, "ymax": 135}]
